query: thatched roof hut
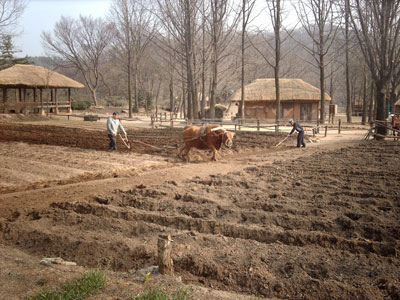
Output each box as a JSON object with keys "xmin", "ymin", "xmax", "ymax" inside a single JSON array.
[
  {"xmin": 230, "ymin": 78, "xmax": 331, "ymax": 122},
  {"xmin": 230, "ymin": 78, "xmax": 331, "ymax": 102},
  {"xmin": 0, "ymin": 64, "xmax": 84, "ymax": 88},
  {"xmin": 205, "ymin": 104, "xmax": 228, "ymax": 119},
  {"xmin": 0, "ymin": 64, "xmax": 84, "ymax": 114}
]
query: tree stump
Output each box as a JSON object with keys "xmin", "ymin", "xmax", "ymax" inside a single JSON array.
[{"xmin": 157, "ymin": 234, "xmax": 174, "ymax": 275}]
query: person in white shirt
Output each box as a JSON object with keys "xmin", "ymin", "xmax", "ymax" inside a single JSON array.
[
  {"xmin": 106, "ymin": 111, "xmax": 127, "ymax": 150},
  {"xmin": 388, "ymin": 112, "xmax": 394, "ymax": 124}
]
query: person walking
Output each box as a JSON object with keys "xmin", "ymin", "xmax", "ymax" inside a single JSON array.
[
  {"xmin": 289, "ymin": 119, "xmax": 306, "ymax": 148},
  {"xmin": 107, "ymin": 111, "xmax": 127, "ymax": 150}
]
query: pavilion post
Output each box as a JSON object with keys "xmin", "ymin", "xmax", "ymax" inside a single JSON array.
[
  {"xmin": 2, "ymin": 88, "xmax": 7, "ymax": 113},
  {"xmin": 54, "ymin": 88, "xmax": 59, "ymax": 114},
  {"xmin": 67, "ymin": 88, "xmax": 72, "ymax": 114},
  {"xmin": 50, "ymin": 89, "xmax": 54, "ymax": 114},
  {"xmin": 23, "ymin": 88, "xmax": 27, "ymax": 113},
  {"xmin": 40, "ymin": 88, "xmax": 44, "ymax": 115}
]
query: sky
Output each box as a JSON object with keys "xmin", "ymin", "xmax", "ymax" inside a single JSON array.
[
  {"xmin": 13, "ymin": 0, "xmax": 295, "ymax": 58},
  {"xmin": 14, "ymin": 0, "xmax": 112, "ymax": 57}
]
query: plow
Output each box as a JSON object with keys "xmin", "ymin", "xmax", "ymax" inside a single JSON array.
[{"xmin": 119, "ymin": 134, "xmax": 178, "ymax": 151}]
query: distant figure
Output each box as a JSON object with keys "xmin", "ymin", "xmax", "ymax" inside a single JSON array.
[
  {"xmin": 289, "ymin": 119, "xmax": 306, "ymax": 148},
  {"xmin": 388, "ymin": 112, "xmax": 394, "ymax": 124},
  {"xmin": 107, "ymin": 111, "xmax": 127, "ymax": 150}
]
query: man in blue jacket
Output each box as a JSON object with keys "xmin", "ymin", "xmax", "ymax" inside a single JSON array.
[
  {"xmin": 289, "ymin": 119, "xmax": 306, "ymax": 148},
  {"xmin": 107, "ymin": 112, "xmax": 127, "ymax": 150}
]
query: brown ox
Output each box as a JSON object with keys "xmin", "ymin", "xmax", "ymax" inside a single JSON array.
[
  {"xmin": 179, "ymin": 124, "xmax": 235, "ymax": 161},
  {"xmin": 392, "ymin": 114, "xmax": 400, "ymax": 141}
]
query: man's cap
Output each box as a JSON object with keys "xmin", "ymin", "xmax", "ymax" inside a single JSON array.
[
  {"xmin": 113, "ymin": 111, "xmax": 119, "ymax": 115},
  {"xmin": 289, "ymin": 119, "xmax": 293, "ymax": 124}
]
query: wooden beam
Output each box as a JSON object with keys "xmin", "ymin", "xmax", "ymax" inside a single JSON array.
[{"xmin": 33, "ymin": 88, "xmax": 37, "ymax": 103}]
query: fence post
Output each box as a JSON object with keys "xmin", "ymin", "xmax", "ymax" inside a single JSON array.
[
  {"xmin": 257, "ymin": 119, "xmax": 260, "ymax": 131},
  {"xmin": 325, "ymin": 125, "xmax": 328, "ymax": 137},
  {"xmin": 338, "ymin": 119, "xmax": 342, "ymax": 134}
]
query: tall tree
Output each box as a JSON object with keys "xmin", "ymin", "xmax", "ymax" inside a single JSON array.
[
  {"xmin": 344, "ymin": 0, "xmax": 352, "ymax": 123},
  {"xmin": 110, "ymin": 0, "xmax": 156, "ymax": 117},
  {"xmin": 349, "ymin": 0, "xmax": 400, "ymax": 136},
  {"xmin": 155, "ymin": 0, "xmax": 200, "ymax": 120},
  {"xmin": 294, "ymin": 0, "xmax": 341, "ymax": 124},
  {"xmin": 208, "ymin": 0, "xmax": 239, "ymax": 119},
  {"xmin": 238, "ymin": 0, "xmax": 256, "ymax": 120},
  {"xmin": 42, "ymin": 16, "xmax": 112, "ymax": 106}
]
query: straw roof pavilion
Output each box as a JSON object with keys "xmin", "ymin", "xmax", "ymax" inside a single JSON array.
[{"xmin": 0, "ymin": 64, "xmax": 84, "ymax": 114}]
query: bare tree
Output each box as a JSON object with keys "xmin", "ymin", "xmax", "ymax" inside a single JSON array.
[
  {"xmin": 344, "ymin": 0, "xmax": 352, "ymax": 123},
  {"xmin": 349, "ymin": 0, "xmax": 400, "ymax": 136},
  {"xmin": 155, "ymin": 0, "xmax": 201, "ymax": 120},
  {"xmin": 42, "ymin": 16, "xmax": 112, "ymax": 106},
  {"xmin": 238, "ymin": 0, "xmax": 256, "ymax": 120},
  {"xmin": 0, "ymin": 0, "xmax": 26, "ymax": 35},
  {"xmin": 110, "ymin": 0, "xmax": 157, "ymax": 117},
  {"xmin": 294, "ymin": 0, "xmax": 341, "ymax": 124},
  {"xmin": 208, "ymin": 0, "xmax": 239, "ymax": 119}
]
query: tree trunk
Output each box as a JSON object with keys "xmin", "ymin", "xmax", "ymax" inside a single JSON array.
[
  {"xmin": 128, "ymin": 55, "xmax": 132, "ymax": 118},
  {"xmin": 274, "ymin": 0, "xmax": 281, "ymax": 128},
  {"xmin": 169, "ymin": 77, "xmax": 174, "ymax": 113},
  {"xmin": 89, "ymin": 87, "xmax": 98, "ymax": 107},
  {"xmin": 134, "ymin": 64, "xmax": 139, "ymax": 113},
  {"xmin": 345, "ymin": 0, "xmax": 352, "ymax": 123},
  {"xmin": 239, "ymin": 0, "xmax": 245, "ymax": 120},
  {"xmin": 201, "ymin": 3, "xmax": 206, "ymax": 119},
  {"xmin": 184, "ymin": 0, "xmax": 193, "ymax": 120},
  {"xmin": 361, "ymin": 71, "xmax": 367, "ymax": 125},
  {"xmin": 368, "ymin": 83, "xmax": 374, "ymax": 123},
  {"xmin": 375, "ymin": 81, "xmax": 387, "ymax": 137},
  {"xmin": 319, "ymin": 54, "xmax": 326, "ymax": 124},
  {"xmin": 155, "ymin": 79, "xmax": 161, "ymax": 116}
]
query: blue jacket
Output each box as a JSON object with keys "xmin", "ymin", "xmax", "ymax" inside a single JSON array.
[{"xmin": 290, "ymin": 122, "xmax": 303, "ymax": 135}]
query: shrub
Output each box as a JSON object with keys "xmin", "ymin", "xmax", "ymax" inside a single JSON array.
[{"xmin": 71, "ymin": 100, "xmax": 92, "ymax": 110}]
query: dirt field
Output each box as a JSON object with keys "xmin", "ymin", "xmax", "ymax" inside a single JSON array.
[{"xmin": 0, "ymin": 120, "xmax": 399, "ymax": 299}]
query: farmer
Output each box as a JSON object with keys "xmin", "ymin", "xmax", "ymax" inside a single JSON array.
[
  {"xmin": 289, "ymin": 119, "xmax": 306, "ymax": 148},
  {"xmin": 107, "ymin": 111, "xmax": 127, "ymax": 150}
]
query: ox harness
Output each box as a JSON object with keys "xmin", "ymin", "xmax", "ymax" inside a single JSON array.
[{"xmin": 183, "ymin": 124, "xmax": 226, "ymax": 145}]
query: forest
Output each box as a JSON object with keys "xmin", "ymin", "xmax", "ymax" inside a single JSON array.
[{"xmin": 1, "ymin": 0, "xmax": 400, "ymax": 129}]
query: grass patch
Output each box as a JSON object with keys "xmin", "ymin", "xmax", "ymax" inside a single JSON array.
[
  {"xmin": 133, "ymin": 288, "xmax": 189, "ymax": 300},
  {"xmin": 26, "ymin": 269, "xmax": 106, "ymax": 300}
]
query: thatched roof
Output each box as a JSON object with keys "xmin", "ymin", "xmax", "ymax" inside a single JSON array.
[
  {"xmin": 230, "ymin": 78, "xmax": 331, "ymax": 102},
  {"xmin": 395, "ymin": 98, "xmax": 400, "ymax": 106},
  {"xmin": 0, "ymin": 64, "xmax": 84, "ymax": 89}
]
